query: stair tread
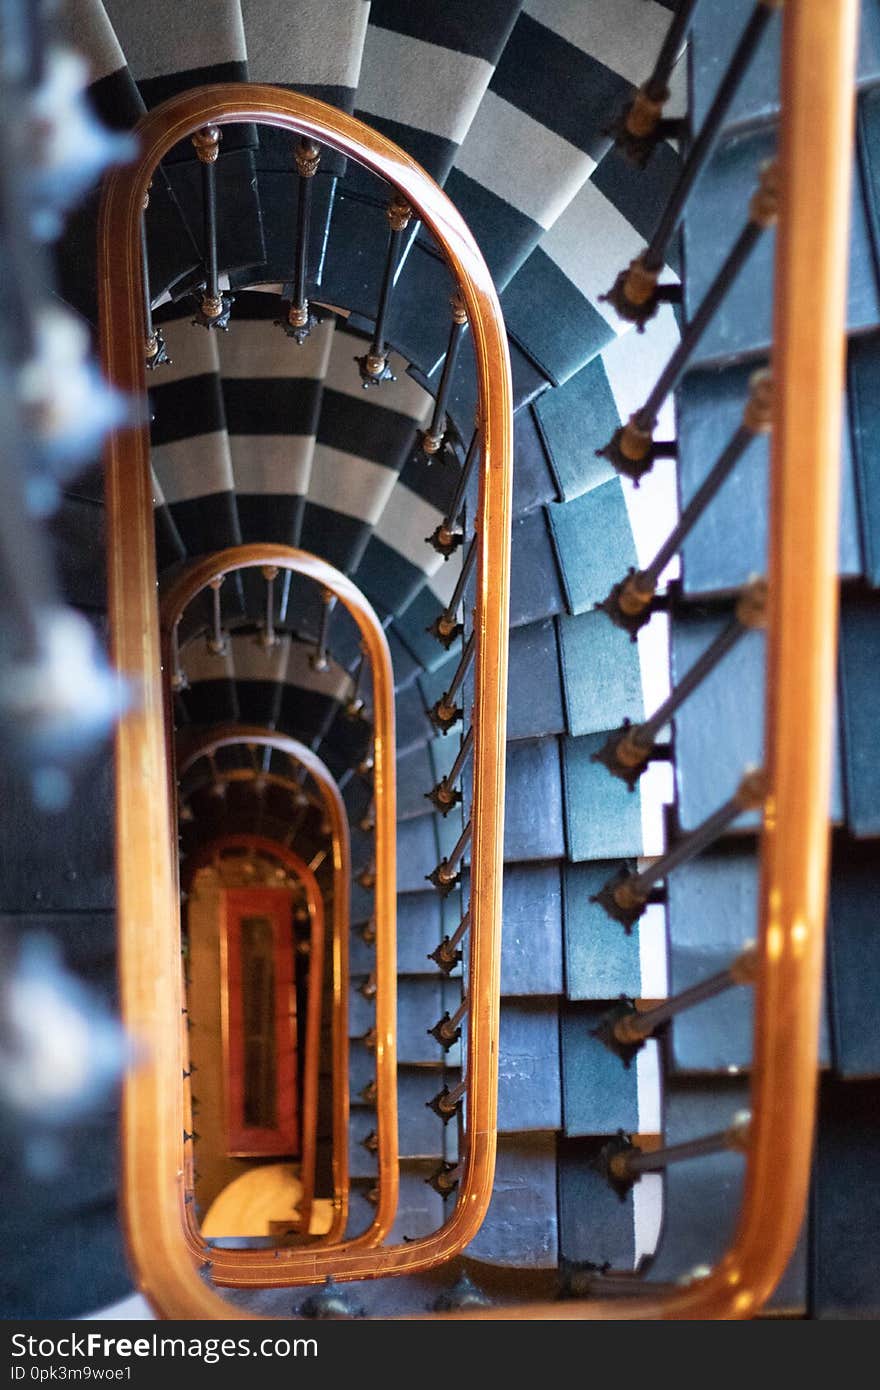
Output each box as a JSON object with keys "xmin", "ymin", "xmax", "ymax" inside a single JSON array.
[{"xmin": 828, "ymin": 839, "xmax": 880, "ymax": 1078}]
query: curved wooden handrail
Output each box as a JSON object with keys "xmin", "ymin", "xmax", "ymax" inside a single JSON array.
[
  {"xmin": 179, "ymin": 726, "xmax": 354, "ymax": 1249},
  {"xmin": 162, "ymin": 554, "xmax": 397, "ymax": 1274},
  {"xmin": 100, "ymin": 86, "xmax": 511, "ymax": 1315}
]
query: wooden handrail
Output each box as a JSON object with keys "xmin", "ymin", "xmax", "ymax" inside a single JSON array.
[
  {"xmin": 99, "ymin": 86, "xmax": 511, "ymax": 1315},
  {"xmin": 178, "ymin": 726, "xmax": 355, "ymax": 1249},
  {"xmin": 425, "ymin": 0, "xmax": 859, "ymax": 1321},
  {"xmin": 162, "ymin": 553, "xmax": 397, "ymax": 1275}
]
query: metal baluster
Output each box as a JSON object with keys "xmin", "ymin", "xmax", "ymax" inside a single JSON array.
[
  {"xmin": 599, "ymin": 372, "xmax": 773, "ymax": 635},
  {"xmin": 310, "ymin": 589, "xmax": 336, "ymax": 671},
  {"xmin": 427, "ymin": 430, "xmax": 479, "ymax": 557},
  {"xmin": 428, "ymin": 907, "xmax": 470, "ymax": 974},
  {"xmin": 596, "ymin": 944, "xmax": 757, "ymax": 1062},
  {"xmin": 170, "ymin": 619, "xmax": 188, "ymax": 691},
  {"xmin": 355, "ymin": 191, "xmax": 411, "ymax": 386},
  {"xmin": 427, "ymin": 1077, "xmax": 467, "ymax": 1124},
  {"xmin": 191, "ymin": 125, "xmax": 233, "ymax": 330},
  {"xmin": 422, "ymin": 293, "xmax": 468, "ymax": 456},
  {"xmin": 605, "ymin": 1112, "xmax": 751, "ymax": 1197},
  {"xmin": 278, "ymin": 138, "xmax": 320, "ymax": 343},
  {"xmin": 345, "ymin": 646, "xmax": 367, "ymax": 719},
  {"xmin": 428, "ymin": 537, "xmax": 477, "ymax": 649},
  {"xmin": 427, "ymin": 820, "xmax": 472, "ymax": 896},
  {"xmin": 142, "ymin": 186, "xmax": 170, "ymax": 369},
  {"xmin": 595, "ymin": 768, "xmax": 766, "ymax": 929},
  {"xmin": 429, "ymin": 631, "xmax": 475, "ymax": 733},
  {"xmin": 426, "ymin": 1160, "xmax": 462, "ymax": 1199},
  {"xmin": 599, "ymin": 162, "xmax": 779, "ymax": 481},
  {"xmin": 256, "ymin": 564, "xmax": 279, "ymax": 650},
  {"xmin": 426, "ymin": 723, "xmax": 474, "ymax": 814},
  {"xmin": 606, "ymin": 0, "xmax": 781, "ymax": 323},
  {"xmin": 613, "ymin": 0, "xmax": 697, "ymax": 164},
  {"xmin": 206, "ymin": 575, "xmax": 228, "ymax": 656},
  {"xmin": 428, "ymin": 995, "xmax": 468, "ymax": 1051},
  {"xmin": 595, "ymin": 578, "xmax": 767, "ymax": 788}
]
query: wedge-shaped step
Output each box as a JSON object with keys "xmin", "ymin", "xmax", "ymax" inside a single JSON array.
[
  {"xmin": 558, "ymin": 609, "xmax": 643, "ymax": 737},
  {"xmin": 561, "ymin": 733, "xmax": 644, "ymax": 861},
  {"xmin": 828, "ymin": 839, "xmax": 880, "ymax": 1077},
  {"xmin": 511, "ymin": 408, "xmax": 561, "ymax": 519},
  {"xmin": 813, "ymin": 1075, "xmax": 880, "ymax": 1318},
  {"xmin": 547, "ymin": 479, "xmax": 637, "ymax": 617},
  {"xmin": 560, "ymin": 1001, "xmax": 644, "ymax": 1136},
  {"xmin": 682, "ymin": 124, "xmax": 880, "ymax": 368},
  {"xmin": 465, "ymin": 1134, "xmax": 559, "ymax": 1269},
  {"xmin": 677, "ymin": 360, "xmax": 862, "ymax": 596},
  {"xmin": 506, "ymin": 620, "xmax": 566, "ymax": 742},
  {"xmin": 497, "ymin": 1000, "xmax": 562, "ymax": 1134},
  {"xmin": 563, "ymin": 861, "xmax": 643, "ymax": 1002},
  {"xmin": 508, "ymin": 510, "xmax": 567, "ymax": 627},
  {"xmin": 533, "ymin": 358, "xmax": 619, "ymax": 503},
  {"xmin": 558, "ymin": 1135, "xmax": 637, "ymax": 1273}
]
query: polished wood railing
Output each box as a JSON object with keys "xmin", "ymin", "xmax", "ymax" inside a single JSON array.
[
  {"xmin": 178, "ymin": 727, "xmax": 355, "ymax": 1246},
  {"xmin": 99, "ymin": 87, "xmax": 512, "ymax": 1315},
  {"xmin": 162, "ymin": 549, "xmax": 398, "ymax": 1277}
]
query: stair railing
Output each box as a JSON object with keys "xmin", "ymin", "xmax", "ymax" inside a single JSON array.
[
  {"xmin": 162, "ymin": 547, "xmax": 398, "ymax": 1279},
  {"xmin": 437, "ymin": 0, "xmax": 859, "ymax": 1321},
  {"xmin": 177, "ymin": 728, "xmax": 353, "ymax": 1246},
  {"xmin": 100, "ymin": 81, "xmax": 512, "ymax": 1308}
]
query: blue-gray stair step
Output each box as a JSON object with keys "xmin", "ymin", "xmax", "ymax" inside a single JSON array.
[
  {"xmin": 459, "ymin": 737, "xmax": 566, "ymax": 864},
  {"xmin": 394, "ymin": 679, "xmax": 433, "ymax": 754},
  {"xmin": 502, "ymin": 136, "xmax": 682, "ymax": 388},
  {"xmin": 828, "ymin": 838, "xmax": 880, "ymax": 1078},
  {"xmin": 346, "ymin": 1162, "xmax": 446, "ymax": 1246},
  {"xmin": 560, "ymin": 1001, "xmax": 640, "ymax": 1137},
  {"xmin": 644, "ymin": 1078, "xmax": 807, "ymax": 1314},
  {"xmin": 0, "ymin": 762, "xmax": 114, "ymax": 912},
  {"xmin": 848, "ymin": 329, "xmax": 880, "ymax": 587},
  {"xmin": 50, "ymin": 498, "xmax": 106, "ymax": 613},
  {"xmin": 349, "ymin": 974, "xmax": 452, "ymax": 1067},
  {"xmin": 547, "ymin": 478, "xmax": 637, "ymax": 617},
  {"xmin": 424, "ymin": 329, "xmax": 552, "ymax": 455},
  {"xmin": 497, "ymin": 1000, "xmax": 562, "ymax": 1133},
  {"xmin": 509, "ymin": 509, "xmax": 567, "ymax": 626},
  {"xmin": 682, "ymin": 123, "xmax": 880, "ymax": 368},
  {"xmin": 533, "ymin": 357, "xmax": 619, "ymax": 503},
  {"xmin": 499, "ymin": 862, "xmax": 564, "ymax": 997},
  {"xmin": 507, "ymin": 620, "xmax": 566, "ymax": 740},
  {"xmin": 465, "ymin": 1134, "xmax": 559, "ymax": 1268},
  {"xmin": 561, "ymin": 732, "xmax": 644, "ymax": 861},
  {"xmin": 670, "ymin": 602, "xmax": 844, "ymax": 832},
  {"xmin": 690, "ymin": 0, "xmax": 880, "ymax": 136},
  {"xmin": 396, "ymin": 740, "xmax": 436, "ymax": 820},
  {"xmin": 558, "ymin": 608, "xmax": 643, "ymax": 738},
  {"xmin": 677, "ymin": 359, "xmax": 862, "ymax": 596},
  {"xmin": 558, "ymin": 1135, "xmax": 636, "ymax": 1273},
  {"xmin": 826, "ymin": 592, "xmax": 879, "ymax": 836},
  {"xmin": 396, "ymin": 814, "xmax": 440, "ymax": 896},
  {"xmin": 813, "ymin": 1075, "xmax": 880, "ymax": 1318},
  {"xmin": 563, "ymin": 861, "xmax": 643, "ymax": 1002}
]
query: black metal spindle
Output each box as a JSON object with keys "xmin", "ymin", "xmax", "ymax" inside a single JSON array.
[
  {"xmin": 426, "ymin": 1160, "xmax": 462, "ymax": 1198},
  {"xmin": 256, "ymin": 564, "xmax": 279, "ymax": 650},
  {"xmin": 206, "ymin": 575, "xmax": 228, "ymax": 656},
  {"xmin": 600, "ymin": 372, "xmax": 773, "ymax": 636},
  {"xmin": 608, "ymin": 0, "xmax": 780, "ymax": 320},
  {"xmin": 142, "ymin": 187, "xmax": 170, "ymax": 369},
  {"xmin": 428, "ymin": 430, "xmax": 480, "ymax": 557},
  {"xmin": 595, "ymin": 767, "xmax": 766, "ymax": 929},
  {"xmin": 427, "ymin": 1077, "xmax": 467, "ymax": 1124},
  {"xmin": 310, "ymin": 589, "xmax": 336, "ymax": 671},
  {"xmin": 426, "ymin": 723, "xmax": 474, "ymax": 814},
  {"xmin": 345, "ymin": 647, "xmax": 367, "ymax": 718},
  {"xmin": 427, "ymin": 820, "xmax": 472, "ymax": 896},
  {"xmin": 355, "ymin": 191, "xmax": 411, "ymax": 386},
  {"xmin": 357, "ymin": 860, "xmax": 376, "ymax": 891},
  {"xmin": 429, "ymin": 631, "xmax": 475, "ymax": 733},
  {"xmin": 191, "ymin": 125, "xmax": 233, "ymax": 330},
  {"xmin": 429, "ymin": 537, "xmax": 477, "ymax": 649},
  {"xmin": 600, "ymin": 163, "xmax": 778, "ymax": 482},
  {"xmin": 428, "ymin": 907, "xmax": 471, "ymax": 974},
  {"xmin": 422, "ymin": 294, "xmax": 468, "ymax": 456},
  {"xmin": 277, "ymin": 138, "xmax": 320, "ymax": 343},
  {"xmin": 598, "ymin": 943, "xmax": 757, "ymax": 1061},
  {"xmin": 170, "ymin": 620, "xmax": 188, "ymax": 692},
  {"xmin": 606, "ymin": 1112, "xmax": 751, "ymax": 1196},
  {"xmin": 595, "ymin": 578, "xmax": 767, "ymax": 788},
  {"xmin": 428, "ymin": 995, "xmax": 468, "ymax": 1051}
]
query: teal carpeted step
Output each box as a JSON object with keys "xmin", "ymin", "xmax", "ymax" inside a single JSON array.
[
  {"xmin": 464, "ymin": 1134, "xmax": 558, "ymax": 1268},
  {"xmin": 558, "ymin": 609, "xmax": 643, "ymax": 737},
  {"xmin": 561, "ymin": 732, "xmax": 644, "ymax": 861},
  {"xmin": 828, "ymin": 838, "xmax": 880, "ymax": 1078},
  {"xmin": 563, "ymin": 861, "xmax": 643, "ymax": 1001},
  {"xmin": 533, "ymin": 357, "xmax": 619, "ymax": 503},
  {"xmin": 547, "ymin": 478, "xmax": 637, "ymax": 616},
  {"xmin": 558, "ymin": 1134, "xmax": 637, "ymax": 1273},
  {"xmin": 677, "ymin": 359, "xmax": 862, "ymax": 596},
  {"xmin": 497, "ymin": 1000, "xmax": 562, "ymax": 1133},
  {"xmin": 560, "ymin": 1001, "xmax": 644, "ymax": 1136}
]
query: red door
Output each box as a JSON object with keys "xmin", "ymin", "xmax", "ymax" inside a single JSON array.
[{"xmin": 221, "ymin": 887, "xmax": 298, "ymax": 1156}]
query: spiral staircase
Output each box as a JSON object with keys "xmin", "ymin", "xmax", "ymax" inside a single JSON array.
[{"xmin": 2, "ymin": 0, "xmax": 879, "ymax": 1321}]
